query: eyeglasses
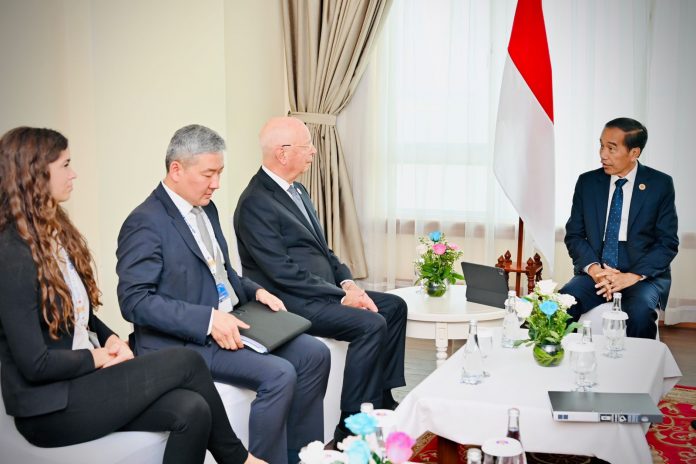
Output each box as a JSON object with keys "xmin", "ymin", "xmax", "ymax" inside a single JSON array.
[{"xmin": 281, "ymin": 143, "xmax": 315, "ymax": 151}]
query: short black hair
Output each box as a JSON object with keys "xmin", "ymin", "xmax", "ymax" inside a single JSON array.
[{"xmin": 605, "ymin": 117, "xmax": 648, "ymax": 153}]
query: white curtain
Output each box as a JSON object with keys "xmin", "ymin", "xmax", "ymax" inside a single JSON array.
[{"xmin": 339, "ymin": 0, "xmax": 696, "ymax": 321}]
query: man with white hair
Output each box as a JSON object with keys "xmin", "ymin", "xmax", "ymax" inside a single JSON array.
[
  {"xmin": 234, "ymin": 117, "xmax": 407, "ymax": 445},
  {"xmin": 117, "ymin": 124, "xmax": 330, "ymax": 464}
]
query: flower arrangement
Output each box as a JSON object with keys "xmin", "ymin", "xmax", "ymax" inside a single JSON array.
[
  {"xmin": 514, "ymin": 280, "xmax": 580, "ymax": 366},
  {"xmin": 414, "ymin": 231, "xmax": 464, "ymax": 296},
  {"xmin": 299, "ymin": 412, "xmax": 415, "ymax": 464}
]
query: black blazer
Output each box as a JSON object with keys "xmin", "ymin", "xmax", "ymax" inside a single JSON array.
[
  {"xmin": 0, "ymin": 226, "xmax": 114, "ymax": 418},
  {"xmin": 233, "ymin": 168, "xmax": 352, "ymax": 311},
  {"xmin": 116, "ymin": 184, "xmax": 261, "ymax": 362},
  {"xmin": 564, "ymin": 162, "xmax": 679, "ymax": 309}
]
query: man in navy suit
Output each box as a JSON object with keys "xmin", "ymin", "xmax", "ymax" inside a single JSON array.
[
  {"xmin": 233, "ymin": 117, "xmax": 407, "ymax": 444},
  {"xmin": 116, "ymin": 124, "xmax": 330, "ymax": 464},
  {"xmin": 560, "ymin": 118, "xmax": 679, "ymax": 339}
]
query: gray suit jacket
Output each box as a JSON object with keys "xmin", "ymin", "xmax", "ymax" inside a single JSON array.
[{"xmin": 117, "ymin": 184, "xmax": 261, "ymax": 363}]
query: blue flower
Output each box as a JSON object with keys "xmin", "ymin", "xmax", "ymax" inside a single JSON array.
[
  {"xmin": 429, "ymin": 231, "xmax": 442, "ymax": 242},
  {"xmin": 344, "ymin": 412, "xmax": 377, "ymax": 436},
  {"xmin": 345, "ymin": 439, "xmax": 372, "ymax": 464},
  {"xmin": 540, "ymin": 300, "xmax": 558, "ymax": 317}
]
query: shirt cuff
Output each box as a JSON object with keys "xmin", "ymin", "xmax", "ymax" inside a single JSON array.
[
  {"xmin": 583, "ymin": 263, "xmax": 599, "ymax": 275},
  {"xmin": 207, "ymin": 308, "xmax": 215, "ymax": 335},
  {"xmin": 340, "ymin": 279, "xmax": 355, "ymax": 288}
]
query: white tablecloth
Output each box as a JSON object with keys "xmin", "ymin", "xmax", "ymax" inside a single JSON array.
[{"xmin": 394, "ymin": 330, "xmax": 682, "ymax": 464}]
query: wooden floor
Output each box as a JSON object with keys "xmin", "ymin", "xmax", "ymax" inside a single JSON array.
[{"xmin": 393, "ymin": 324, "xmax": 696, "ymax": 402}]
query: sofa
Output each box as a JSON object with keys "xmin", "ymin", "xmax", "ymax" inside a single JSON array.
[{"xmin": 0, "ymin": 337, "xmax": 348, "ymax": 464}]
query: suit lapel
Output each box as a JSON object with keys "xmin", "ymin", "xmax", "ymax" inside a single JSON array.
[
  {"xmin": 628, "ymin": 162, "xmax": 648, "ymax": 231},
  {"xmin": 154, "ymin": 184, "xmax": 207, "ymax": 265},
  {"xmin": 594, "ymin": 171, "xmax": 611, "ymax": 239},
  {"xmin": 257, "ymin": 170, "xmax": 321, "ymax": 239}
]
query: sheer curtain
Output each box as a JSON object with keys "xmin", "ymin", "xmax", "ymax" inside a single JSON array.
[{"xmin": 339, "ymin": 0, "xmax": 696, "ymax": 320}]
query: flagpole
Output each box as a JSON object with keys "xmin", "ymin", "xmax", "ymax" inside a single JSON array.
[{"xmin": 515, "ymin": 217, "xmax": 524, "ymax": 293}]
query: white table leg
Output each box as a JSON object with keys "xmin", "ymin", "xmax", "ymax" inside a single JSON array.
[{"xmin": 435, "ymin": 322, "xmax": 448, "ymax": 367}]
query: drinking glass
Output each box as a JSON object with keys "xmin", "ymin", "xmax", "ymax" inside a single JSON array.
[
  {"xmin": 602, "ymin": 314, "xmax": 626, "ymax": 359},
  {"xmin": 478, "ymin": 329, "xmax": 494, "ymax": 377},
  {"xmin": 568, "ymin": 343, "xmax": 597, "ymax": 392}
]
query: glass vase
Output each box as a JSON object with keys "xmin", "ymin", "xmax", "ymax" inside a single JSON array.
[
  {"xmin": 425, "ymin": 281, "xmax": 448, "ymax": 297},
  {"xmin": 532, "ymin": 342, "xmax": 564, "ymax": 367}
]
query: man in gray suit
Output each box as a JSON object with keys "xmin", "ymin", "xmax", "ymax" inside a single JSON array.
[
  {"xmin": 233, "ymin": 117, "xmax": 407, "ymax": 444},
  {"xmin": 116, "ymin": 124, "xmax": 330, "ymax": 464}
]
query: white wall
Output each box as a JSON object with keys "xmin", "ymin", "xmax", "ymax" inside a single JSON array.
[{"xmin": 0, "ymin": 0, "xmax": 287, "ymax": 336}]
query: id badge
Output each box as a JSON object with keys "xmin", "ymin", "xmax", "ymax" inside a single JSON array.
[{"xmin": 217, "ymin": 283, "xmax": 233, "ymax": 312}]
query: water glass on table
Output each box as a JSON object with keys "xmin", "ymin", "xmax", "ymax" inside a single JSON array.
[
  {"xmin": 478, "ymin": 328, "xmax": 494, "ymax": 377},
  {"xmin": 602, "ymin": 311, "xmax": 627, "ymax": 358},
  {"xmin": 568, "ymin": 342, "xmax": 597, "ymax": 392}
]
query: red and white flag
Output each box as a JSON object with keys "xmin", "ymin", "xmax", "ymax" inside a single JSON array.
[{"xmin": 493, "ymin": 0, "xmax": 555, "ymax": 271}]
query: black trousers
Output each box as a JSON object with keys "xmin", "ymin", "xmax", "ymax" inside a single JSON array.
[
  {"xmin": 295, "ymin": 291, "xmax": 407, "ymax": 412},
  {"xmin": 15, "ymin": 348, "xmax": 247, "ymax": 464}
]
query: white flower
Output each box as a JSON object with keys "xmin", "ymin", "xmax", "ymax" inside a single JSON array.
[
  {"xmin": 298, "ymin": 441, "xmax": 325, "ymax": 464},
  {"xmin": 336, "ymin": 435, "xmax": 361, "ymax": 452},
  {"xmin": 556, "ymin": 293, "xmax": 577, "ymax": 309},
  {"xmin": 416, "ymin": 244, "xmax": 428, "ymax": 256},
  {"xmin": 515, "ymin": 298, "xmax": 533, "ymax": 319},
  {"xmin": 536, "ymin": 279, "xmax": 558, "ymax": 296}
]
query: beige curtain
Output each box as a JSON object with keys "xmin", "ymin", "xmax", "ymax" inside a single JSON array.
[{"xmin": 281, "ymin": 0, "xmax": 393, "ymax": 279}]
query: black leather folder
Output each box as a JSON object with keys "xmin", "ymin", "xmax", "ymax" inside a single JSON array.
[{"xmin": 232, "ymin": 302, "xmax": 311, "ymax": 354}]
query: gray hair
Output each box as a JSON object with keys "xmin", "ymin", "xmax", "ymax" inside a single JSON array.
[{"xmin": 165, "ymin": 124, "xmax": 226, "ymax": 171}]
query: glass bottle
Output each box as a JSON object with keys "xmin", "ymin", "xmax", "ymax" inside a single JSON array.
[
  {"xmin": 467, "ymin": 447, "xmax": 482, "ymax": 464},
  {"xmin": 461, "ymin": 320, "xmax": 484, "ymax": 385},
  {"xmin": 501, "ymin": 290, "xmax": 518, "ymax": 348},
  {"xmin": 506, "ymin": 407, "xmax": 526, "ymax": 463},
  {"xmin": 506, "ymin": 407, "xmax": 521, "ymax": 442},
  {"xmin": 581, "ymin": 320, "xmax": 593, "ymax": 343},
  {"xmin": 611, "ymin": 292, "xmax": 627, "ymax": 351}
]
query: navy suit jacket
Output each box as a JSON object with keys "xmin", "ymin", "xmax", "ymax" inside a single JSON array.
[
  {"xmin": 233, "ymin": 169, "xmax": 351, "ymax": 311},
  {"xmin": 116, "ymin": 184, "xmax": 261, "ymax": 363},
  {"xmin": 564, "ymin": 162, "xmax": 679, "ymax": 309}
]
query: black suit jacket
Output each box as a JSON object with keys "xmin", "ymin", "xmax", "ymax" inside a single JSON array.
[
  {"xmin": 564, "ymin": 162, "xmax": 679, "ymax": 308},
  {"xmin": 116, "ymin": 184, "xmax": 261, "ymax": 363},
  {"xmin": 0, "ymin": 226, "xmax": 114, "ymax": 417},
  {"xmin": 234, "ymin": 169, "xmax": 352, "ymax": 311}
]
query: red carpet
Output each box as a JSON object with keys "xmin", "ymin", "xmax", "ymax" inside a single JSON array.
[{"xmin": 410, "ymin": 385, "xmax": 696, "ymax": 463}]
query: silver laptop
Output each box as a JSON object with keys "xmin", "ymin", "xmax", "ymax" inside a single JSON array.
[
  {"xmin": 548, "ymin": 391, "xmax": 663, "ymax": 424},
  {"xmin": 460, "ymin": 261, "xmax": 509, "ymax": 308}
]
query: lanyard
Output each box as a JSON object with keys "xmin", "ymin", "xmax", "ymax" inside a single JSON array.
[{"xmin": 180, "ymin": 210, "xmax": 224, "ymax": 280}]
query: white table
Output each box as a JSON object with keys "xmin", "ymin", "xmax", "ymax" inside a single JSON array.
[
  {"xmin": 394, "ymin": 330, "xmax": 682, "ymax": 464},
  {"xmin": 387, "ymin": 286, "xmax": 505, "ymax": 366}
]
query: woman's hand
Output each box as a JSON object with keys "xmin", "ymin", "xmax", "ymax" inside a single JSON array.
[{"xmin": 101, "ymin": 335, "xmax": 134, "ymax": 368}]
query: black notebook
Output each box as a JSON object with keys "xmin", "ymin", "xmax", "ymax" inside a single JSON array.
[{"xmin": 232, "ymin": 302, "xmax": 311, "ymax": 354}]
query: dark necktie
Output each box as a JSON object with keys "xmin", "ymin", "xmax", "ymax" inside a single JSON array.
[
  {"xmin": 287, "ymin": 184, "xmax": 312, "ymax": 226},
  {"xmin": 601, "ymin": 178, "xmax": 628, "ymax": 268}
]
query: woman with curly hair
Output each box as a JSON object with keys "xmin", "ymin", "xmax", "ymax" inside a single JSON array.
[{"xmin": 0, "ymin": 127, "xmax": 265, "ymax": 464}]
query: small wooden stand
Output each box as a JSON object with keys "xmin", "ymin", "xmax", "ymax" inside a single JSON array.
[{"xmin": 495, "ymin": 218, "xmax": 543, "ymax": 295}]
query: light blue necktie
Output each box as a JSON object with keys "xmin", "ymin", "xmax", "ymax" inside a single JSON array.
[{"xmin": 601, "ymin": 178, "xmax": 628, "ymax": 269}]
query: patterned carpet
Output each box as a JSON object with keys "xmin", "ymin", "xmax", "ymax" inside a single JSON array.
[{"xmin": 410, "ymin": 385, "xmax": 696, "ymax": 463}]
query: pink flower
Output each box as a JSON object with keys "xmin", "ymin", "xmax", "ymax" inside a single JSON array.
[
  {"xmin": 449, "ymin": 244, "xmax": 460, "ymax": 251},
  {"xmin": 432, "ymin": 243, "xmax": 447, "ymax": 255},
  {"xmin": 385, "ymin": 431, "xmax": 415, "ymax": 463}
]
